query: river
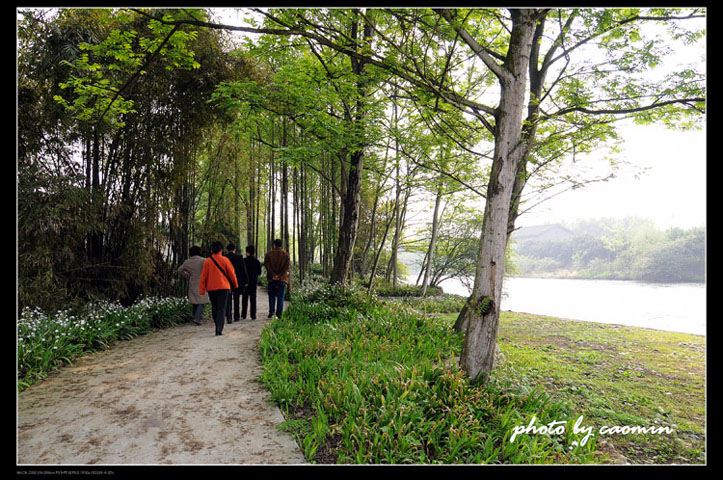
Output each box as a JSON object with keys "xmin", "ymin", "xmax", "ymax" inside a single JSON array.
[{"xmin": 438, "ymin": 276, "xmax": 706, "ymax": 336}]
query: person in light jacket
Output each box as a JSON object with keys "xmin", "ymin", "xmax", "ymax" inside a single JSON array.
[
  {"xmin": 177, "ymin": 245, "xmax": 209, "ymax": 325},
  {"xmin": 200, "ymin": 241, "xmax": 238, "ymax": 336}
]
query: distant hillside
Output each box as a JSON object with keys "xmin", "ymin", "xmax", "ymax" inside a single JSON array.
[
  {"xmin": 512, "ymin": 224, "xmax": 573, "ymax": 244},
  {"xmin": 510, "ymin": 219, "xmax": 705, "ymax": 283}
]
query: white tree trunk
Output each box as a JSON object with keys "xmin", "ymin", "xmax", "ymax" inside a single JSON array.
[{"xmin": 457, "ymin": 9, "xmax": 539, "ymax": 381}]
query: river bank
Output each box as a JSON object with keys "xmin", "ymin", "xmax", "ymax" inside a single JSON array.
[
  {"xmin": 446, "ymin": 309, "xmax": 706, "ymax": 464},
  {"xmin": 398, "ymin": 294, "xmax": 706, "ymax": 463}
]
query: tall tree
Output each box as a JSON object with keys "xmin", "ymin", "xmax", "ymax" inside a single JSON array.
[{"xmin": 432, "ymin": 8, "xmax": 704, "ymax": 380}]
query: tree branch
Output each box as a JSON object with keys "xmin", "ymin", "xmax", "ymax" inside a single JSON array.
[
  {"xmin": 548, "ymin": 97, "xmax": 705, "ymax": 117},
  {"xmin": 434, "ymin": 8, "xmax": 509, "ymax": 81},
  {"xmin": 129, "ymin": 8, "xmax": 499, "ymax": 118},
  {"xmin": 97, "ymin": 21, "xmax": 180, "ymax": 125}
]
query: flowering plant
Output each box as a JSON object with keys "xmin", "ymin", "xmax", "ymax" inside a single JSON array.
[{"xmin": 17, "ymin": 297, "xmax": 188, "ymax": 391}]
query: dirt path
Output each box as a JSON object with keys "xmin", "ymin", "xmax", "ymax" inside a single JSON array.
[{"xmin": 16, "ymin": 289, "xmax": 306, "ymax": 466}]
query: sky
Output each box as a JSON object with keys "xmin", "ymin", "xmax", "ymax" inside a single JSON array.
[{"xmin": 516, "ymin": 122, "xmax": 707, "ymax": 231}]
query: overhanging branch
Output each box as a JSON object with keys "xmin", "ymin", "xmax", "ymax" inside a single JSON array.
[
  {"xmin": 548, "ymin": 97, "xmax": 705, "ymax": 117},
  {"xmin": 128, "ymin": 8, "xmax": 499, "ymax": 118}
]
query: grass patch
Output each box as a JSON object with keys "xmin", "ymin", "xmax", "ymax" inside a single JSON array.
[
  {"xmin": 259, "ymin": 284, "xmax": 603, "ymax": 464},
  {"xmin": 438, "ymin": 310, "xmax": 706, "ymax": 464}
]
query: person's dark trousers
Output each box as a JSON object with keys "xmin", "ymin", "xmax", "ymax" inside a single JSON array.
[
  {"xmin": 268, "ymin": 281, "xmax": 287, "ymax": 318},
  {"xmin": 241, "ymin": 285, "xmax": 257, "ymax": 319},
  {"xmin": 208, "ymin": 289, "xmax": 229, "ymax": 335},
  {"xmin": 226, "ymin": 288, "xmax": 241, "ymax": 323},
  {"xmin": 191, "ymin": 303, "xmax": 204, "ymax": 325}
]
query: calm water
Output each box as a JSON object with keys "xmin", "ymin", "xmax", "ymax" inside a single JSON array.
[{"xmin": 439, "ymin": 276, "xmax": 706, "ymax": 336}]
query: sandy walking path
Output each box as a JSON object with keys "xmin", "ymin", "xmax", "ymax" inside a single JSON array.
[{"xmin": 16, "ymin": 289, "xmax": 306, "ymax": 466}]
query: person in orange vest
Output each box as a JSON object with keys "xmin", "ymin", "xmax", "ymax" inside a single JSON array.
[{"xmin": 200, "ymin": 241, "xmax": 238, "ymax": 336}]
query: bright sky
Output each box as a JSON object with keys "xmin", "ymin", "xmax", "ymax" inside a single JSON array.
[
  {"xmin": 517, "ymin": 123, "xmax": 707, "ymax": 230},
  {"xmin": 518, "ymin": 14, "xmax": 707, "ymax": 231}
]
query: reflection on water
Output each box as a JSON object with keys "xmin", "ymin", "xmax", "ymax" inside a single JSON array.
[{"xmin": 440, "ymin": 276, "xmax": 706, "ymax": 336}]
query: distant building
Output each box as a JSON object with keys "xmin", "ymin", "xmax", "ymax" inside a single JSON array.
[{"xmin": 512, "ymin": 224, "xmax": 574, "ymax": 244}]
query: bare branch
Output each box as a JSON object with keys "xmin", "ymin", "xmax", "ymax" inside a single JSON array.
[{"xmin": 548, "ymin": 97, "xmax": 705, "ymax": 117}]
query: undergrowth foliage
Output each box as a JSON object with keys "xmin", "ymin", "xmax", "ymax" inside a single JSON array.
[
  {"xmin": 259, "ymin": 283, "xmax": 600, "ymax": 464},
  {"xmin": 17, "ymin": 296, "xmax": 189, "ymax": 391}
]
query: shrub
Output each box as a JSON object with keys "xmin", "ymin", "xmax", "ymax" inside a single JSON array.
[
  {"xmin": 392, "ymin": 295, "xmax": 468, "ymax": 314},
  {"xmin": 362, "ymin": 278, "xmax": 445, "ymax": 297}
]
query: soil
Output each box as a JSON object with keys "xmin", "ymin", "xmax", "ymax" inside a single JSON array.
[{"xmin": 16, "ymin": 289, "xmax": 307, "ymax": 466}]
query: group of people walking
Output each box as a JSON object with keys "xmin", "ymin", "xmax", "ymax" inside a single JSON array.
[{"xmin": 177, "ymin": 239, "xmax": 291, "ymax": 336}]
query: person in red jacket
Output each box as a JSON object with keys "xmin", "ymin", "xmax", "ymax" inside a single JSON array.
[{"xmin": 200, "ymin": 241, "xmax": 238, "ymax": 336}]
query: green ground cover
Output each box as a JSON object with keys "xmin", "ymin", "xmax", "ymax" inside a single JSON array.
[
  {"xmin": 259, "ymin": 286, "xmax": 705, "ymax": 465},
  {"xmin": 485, "ymin": 310, "xmax": 706, "ymax": 464}
]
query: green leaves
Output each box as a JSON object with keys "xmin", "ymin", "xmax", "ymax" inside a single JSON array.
[
  {"xmin": 53, "ymin": 9, "xmax": 202, "ymax": 129},
  {"xmin": 259, "ymin": 284, "xmax": 599, "ymax": 463}
]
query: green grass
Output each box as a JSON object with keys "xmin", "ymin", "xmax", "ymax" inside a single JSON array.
[
  {"xmin": 259, "ymin": 284, "xmax": 605, "ymax": 464},
  {"xmin": 260, "ymin": 287, "xmax": 705, "ymax": 464},
  {"xmin": 17, "ymin": 296, "xmax": 191, "ymax": 391},
  {"xmin": 475, "ymin": 311, "xmax": 706, "ymax": 464}
]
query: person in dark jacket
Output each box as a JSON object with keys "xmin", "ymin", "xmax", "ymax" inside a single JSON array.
[
  {"xmin": 264, "ymin": 239, "xmax": 291, "ymax": 319},
  {"xmin": 242, "ymin": 245, "xmax": 263, "ymax": 320},
  {"xmin": 224, "ymin": 243, "xmax": 249, "ymax": 324}
]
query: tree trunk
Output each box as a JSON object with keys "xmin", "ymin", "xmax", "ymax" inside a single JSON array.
[
  {"xmin": 360, "ymin": 143, "xmax": 391, "ymax": 279},
  {"xmin": 387, "ymin": 99, "xmax": 401, "ymax": 287},
  {"xmin": 234, "ymin": 140, "xmax": 241, "ymax": 246},
  {"xmin": 331, "ymin": 149, "xmax": 364, "ymax": 284},
  {"xmin": 254, "ymin": 141, "xmax": 261, "ymax": 253},
  {"xmin": 281, "ymin": 116, "xmax": 289, "ymax": 251},
  {"xmin": 88, "ymin": 126, "xmax": 103, "ymax": 262},
  {"xmin": 386, "ymin": 160, "xmax": 401, "ymax": 284},
  {"xmin": 367, "ymin": 201, "xmax": 394, "ymax": 294},
  {"xmin": 247, "ymin": 135, "xmax": 256, "ymax": 247},
  {"xmin": 359, "ymin": 181, "xmax": 380, "ymax": 279},
  {"xmin": 298, "ymin": 162, "xmax": 307, "ymax": 282},
  {"xmin": 421, "ymin": 180, "xmax": 443, "ymax": 296},
  {"xmin": 454, "ymin": 9, "xmax": 539, "ymax": 382},
  {"xmin": 269, "ymin": 121, "xmax": 276, "ymax": 249},
  {"xmin": 322, "ymin": 151, "xmax": 334, "ymax": 276},
  {"xmin": 330, "ymin": 10, "xmax": 373, "ymax": 284}
]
